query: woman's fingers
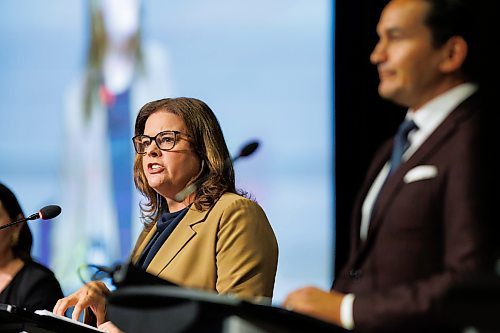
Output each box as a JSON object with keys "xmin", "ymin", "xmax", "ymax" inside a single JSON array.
[
  {"xmin": 53, "ymin": 294, "xmax": 77, "ymax": 316},
  {"xmin": 52, "ymin": 281, "xmax": 110, "ymax": 322},
  {"xmin": 98, "ymin": 321, "xmax": 124, "ymax": 333},
  {"xmin": 93, "ymin": 301, "xmax": 108, "ymax": 326},
  {"xmin": 72, "ymin": 299, "xmax": 87, "ymax": 321}
]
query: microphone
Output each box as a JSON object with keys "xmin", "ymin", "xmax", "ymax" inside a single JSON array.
[
  {"xmin": 174, "ymin": 140, "xmax": 261, "ymax": 201},
  {"xmin": 232, "ymin": 140, "xmax": 260, "ymax": 162},
  {"xmin": 0, "ymin": 205, "xmax": 62, "ymax": 230}
]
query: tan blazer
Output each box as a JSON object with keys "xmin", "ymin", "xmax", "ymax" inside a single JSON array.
[{"xmin": 130, "ymin": 192, "xmax": 278, "ymax": 300}]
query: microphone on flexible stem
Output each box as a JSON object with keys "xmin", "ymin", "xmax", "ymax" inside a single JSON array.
[
  {"xmin": 232, "ymin": 140, "xmax": 260, "ymax": 163},
  {"xmin": 0, "ymin": 205, "xmax": 62, "ymax": 230},
  {"xmin": 174, "ymin": 140, "xmax": 261, "ymax": 201}
]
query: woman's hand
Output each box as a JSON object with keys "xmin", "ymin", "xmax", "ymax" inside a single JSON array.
[
  {"xmin": 53, "ymin": 281, "xmax": 110, "ymax": 325},
  {"xmin": 98, "ymin": 321, "xmax": 124, "ymax": 333}
]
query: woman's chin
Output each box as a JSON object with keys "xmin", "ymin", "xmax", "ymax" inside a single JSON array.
[{"xmin": 148, "ymin": 183, "xmax": 178, "ymax": 199}]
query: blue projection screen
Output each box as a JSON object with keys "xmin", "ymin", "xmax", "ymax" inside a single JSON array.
[{"xmin": 0, "ymin": 0, "xmax": 332, "ymax": 303}]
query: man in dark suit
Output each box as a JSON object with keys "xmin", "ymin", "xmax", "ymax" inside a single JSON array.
[{"xmin": 284, "ymin": 0, "xmax": 490, "ymax": 331}]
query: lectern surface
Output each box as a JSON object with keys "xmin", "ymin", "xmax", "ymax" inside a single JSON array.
[
  {"xmin": 107, "ymin": 285, "xmax": 348, "ymax": 333},
  {"xmin": 0, "ymin": 303, "xmax": 103, "ymax": 333}
]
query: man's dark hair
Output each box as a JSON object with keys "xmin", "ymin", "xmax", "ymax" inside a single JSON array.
[{"xmin": 423, "ymin": 0, "xmax": 479, "ymax": 81}]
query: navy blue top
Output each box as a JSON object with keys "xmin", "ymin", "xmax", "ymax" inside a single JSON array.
[{"xmin": 137, "ymin": 207, "xmax": 189, "ymax": 270}]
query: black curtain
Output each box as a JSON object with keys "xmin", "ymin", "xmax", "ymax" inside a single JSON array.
[
  {"xmin": 333, "ymin": 0, "xmax": 500, "ymax": 279},
  {"xmin": 333, "ymin": 0, "xmax": 403, "ymax": 277}
]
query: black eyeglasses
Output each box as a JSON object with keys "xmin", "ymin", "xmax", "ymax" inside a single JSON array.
[{"xmin": 132, "ymin": 130, "xmax": 191, "ymax": 154}]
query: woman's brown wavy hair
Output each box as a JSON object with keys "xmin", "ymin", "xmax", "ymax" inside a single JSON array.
[{"xmin": 133, "ymin": 97, "xmax": 241, "ymax": 227}]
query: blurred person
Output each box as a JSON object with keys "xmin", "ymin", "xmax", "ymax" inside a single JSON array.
[
  {"xmin": 0, "ymin": 183, "xmax": 64, "ymax": 312},
  {"xmin": 54, "ymin": 97, "xmax": 278, "ymax": 330},
  {"xmin": 283, "ymin": 0, "xmax": 489, "ymax": 332},
  {"xmin": 54, "ymin": 0, "xmax": 175, "ymax": 293}
]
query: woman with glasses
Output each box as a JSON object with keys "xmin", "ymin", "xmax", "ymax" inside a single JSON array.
[
  {"xmin": 0, "ymin": 183, "xmax": 64, "ymax": 312},
  {"xmin": 53, "ymin": 97, "xmax": 278, "ymax": 331}
]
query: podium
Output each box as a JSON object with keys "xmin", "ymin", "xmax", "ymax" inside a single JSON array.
[
  {"xmin": 0, "ymin": 304, "xmax": 102, "ymax": 333},
  {"xmin": 107, "ymin": 285, "xmax": 348, "ymax": 333}
]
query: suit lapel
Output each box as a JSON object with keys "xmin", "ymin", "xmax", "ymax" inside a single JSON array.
[
  {"xmin": 146, "ymin": 205, "xmax": 210, "ymax": 276},
  {"xmin": 350, "ymin": 140, "xmax": 393, "ymax": 251},
  {"xmin": 358, "ymin": 97, "xmax": 476, "ymax": 255}
]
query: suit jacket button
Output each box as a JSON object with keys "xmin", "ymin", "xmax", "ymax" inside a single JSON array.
[{"xmin": 349, "ymin": 269, "xmax": 361, "ymax": 279}]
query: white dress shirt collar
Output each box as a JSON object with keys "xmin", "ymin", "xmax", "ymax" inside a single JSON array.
[{"xmin": 404, "ymin": 83, "xmax": 478, "ymax": 156}]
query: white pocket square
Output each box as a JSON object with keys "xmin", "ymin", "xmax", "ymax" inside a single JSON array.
[{"xmin": 404, "ymin": 165, "xmax": 438, "ymax": 183}]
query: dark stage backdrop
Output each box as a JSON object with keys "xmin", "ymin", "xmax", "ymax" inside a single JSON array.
[
  {"xmin": 333, "ymin": 0, "xmax": 405, "ymax": 276},
  {"xmin": 333, "ymin": 0, "xmax": 500, "ymax": 278}
]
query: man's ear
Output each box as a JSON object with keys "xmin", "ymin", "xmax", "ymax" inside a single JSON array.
[{"xmin": 439, "ymin": 36, "xmax": 468, "ymax": 73}]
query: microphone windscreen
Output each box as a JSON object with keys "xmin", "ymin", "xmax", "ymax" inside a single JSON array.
[
  {"xmin": 239, "ymin": 141, "xmax": 259, "ymax": 158},
  {"xmin": 39, "ymin": 205, "xmax": 62, "ymax": 220}
]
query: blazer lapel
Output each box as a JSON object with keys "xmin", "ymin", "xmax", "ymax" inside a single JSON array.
[
  {"xmin": 146, "ymin": 205, "xmax": 210, "ymax": 276},
  {"xmin": 130, "ymin": 225, "xmax": 157, "ymax": 264}
]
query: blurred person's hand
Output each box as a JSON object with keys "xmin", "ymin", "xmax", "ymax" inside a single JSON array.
[{"xmin": 283, "ymin": 286, "xmax": 344, "ymax": 326}]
